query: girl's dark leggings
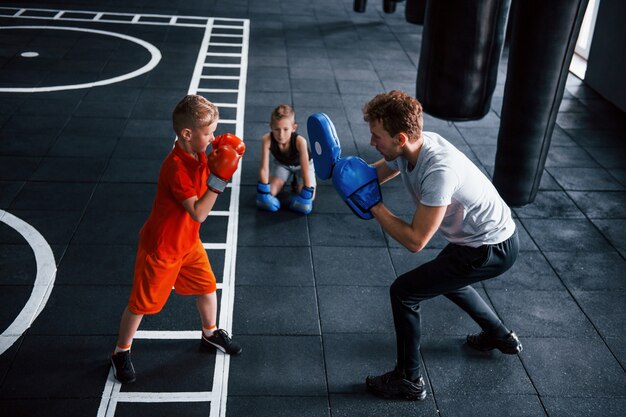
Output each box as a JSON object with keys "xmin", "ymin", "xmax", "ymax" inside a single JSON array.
[{"xmin": 390, "ymin": 231, "xmax": 519, "ymax": 380}]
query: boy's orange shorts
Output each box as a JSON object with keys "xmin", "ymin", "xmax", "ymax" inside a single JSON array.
[{"xmin": 128, "ymin": 240, "xmax": 217, "ymax": 315}]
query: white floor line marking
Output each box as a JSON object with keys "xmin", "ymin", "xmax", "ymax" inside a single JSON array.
[
  {"xmin": 209, "ymin": 42, "xmax": 243, "ymax": 47},
  {"xmin": 187, "ymin": 19, "xmax": 215, "ymax": 96},
  {"xmin": 0, "ymin": 26, "xmax": 161, "ymax": 93},
  {"xmin": 135, "ymin": 330, "xmax": 200, "ymax": 339},
  {"xmin": 203, "ymin": 243, "xmax": 228, "ymax": 250},
  {"xmin": 208, "ymin": 210, "xmax": 231, "ymax": 216},
  {"xmin": 0, "ymin": 210, "xmax": 57, "ymax": 355},
  {"xmin": 208, "ymin": 34, "xmax": 243, "ymax": 38},
  {"xmin": 215, "ymin": 17, "xmax": 249, "ymax": 417},
  {"xmin": 115, "ymin": 391, "xmax": 216, "ymax": 402},
  {"xmin": 203, "ymin": 63, "xmax": 241, "ymax": 68},
  {"xmin": 0, "ymin": 6, "xmax": 244, "ymax": 28},
  {"xmin": 206, "ymin": 52, "xmax": 242, "ymax": 57},
  {"xmin": 201, "ymin": 75, "xmax": 241, "ymax": 80},
  {"xmin": 197, "ymin": 88, "xmax": 239, "ymax": 93},
  {"xmin": 213, "ymin": 24, "xmax": 243, "ymax": 29},
  {"xmin": 96, "ymin": 369, "xmax": 117, "ymax": 417}
]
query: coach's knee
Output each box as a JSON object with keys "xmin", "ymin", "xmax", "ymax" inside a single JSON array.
[{"xmin": 390, "ymin": 277, "xmax": 409, "ymax": 303}]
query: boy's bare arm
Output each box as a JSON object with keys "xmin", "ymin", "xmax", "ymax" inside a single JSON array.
[
  {"xmin": 258, "ymin": 134, "xmax": 271, "ymax": 184},
  {"xmin": 296, "ymin": 136, "xmax": 313, "ymax": 187},
  {"xmin": 182, "ymin": 190, "xmax": 219, "ymax": 223}
]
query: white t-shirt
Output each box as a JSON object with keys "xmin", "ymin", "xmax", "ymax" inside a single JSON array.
[{"xmin": 385, "ymin": 132, "xmax": 515, "ymax": 247}]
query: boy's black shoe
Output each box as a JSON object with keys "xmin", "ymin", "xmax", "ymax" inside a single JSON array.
[
  {"xmin": 111, "ymin": 350, "xmax": 136, "ymax": 384},
  {"xmin": 466, "ymin": 330, "xmax": 523, "ymax": 354},
  {"xmin": 365, "ymin": 369, "xmax": 427, "ymax": 401},
  {"xmin": 201, "ymin": 329, "xmax": 242, "ymax": 355}
]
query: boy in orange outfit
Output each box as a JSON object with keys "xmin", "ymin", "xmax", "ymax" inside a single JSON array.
[{"xmin": 111, "ymin": 94, "xmax": 244, "ymax": 384}]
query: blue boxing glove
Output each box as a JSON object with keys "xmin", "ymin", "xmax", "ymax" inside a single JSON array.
[
  {"xmin": 332, "ymin": 156, "xmax": 382, "ymax": 220},
  {"xmin": 256, "ymin": 183, "xmax": 280, "ymax": 212},
  {"xmin": 289, "ymin": 186, "xmax": 314, "ymax": 214}
]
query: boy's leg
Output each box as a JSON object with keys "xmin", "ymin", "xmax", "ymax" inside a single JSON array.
[
  {"xmin": 269, "ymin": 159, "xmax": 289, "ymax": 195},
  {"xmin": 176, "ymin": 241, "xmax": 242, "ymax": 355},
  {"xmin": 196, "ymin": 292, "xmax": 218, "ymax": 332},
  {"xmin": 116, "ymin": 306, "xmax": 144, "ymax": 348},
  {"xmin": 111, "ymin": 306, "xmax": 143, "ymax": 384},
  {"xmin": 269, "ymin": 176, "xmax": 286, "ymax": 196},
  {"xmin": 112, "ymin": 246, "xmax": 181, "ymax": 383},
  {"xmin": 196, "ymin": 292, "xmax": 242, "ymax": 355}
]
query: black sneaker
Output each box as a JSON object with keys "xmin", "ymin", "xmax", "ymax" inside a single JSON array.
[
  {"xmin": 365, "ymin": 368, "xmax": 427, "ymax": 401},
  {"xmin": 466, "ymin": 330, "xmax": 522, "ymax": 354},
  {"xmin": 111, "ymin": 350, "xmax": 136, "ymax": 384},
  {"xmin": 201, "ymin": 329, "xmax": 242, "ymax": 355}
]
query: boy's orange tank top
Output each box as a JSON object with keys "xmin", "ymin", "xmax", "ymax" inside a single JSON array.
[{"xmin": 139, "ymin": 142, "xmax": 209, "ymax": 260}]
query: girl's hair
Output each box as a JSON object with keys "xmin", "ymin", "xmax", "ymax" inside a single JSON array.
[
  {"xmin": 270, "ymin": 104, "xmax": 295, "ymax": 125},
  {"xmin": 363, "ymin": 90, "xmax": 423, "ymax": 141},
  {"xmin": 172, "ymin": 94, "xmax": 219, "ymax": 135}
]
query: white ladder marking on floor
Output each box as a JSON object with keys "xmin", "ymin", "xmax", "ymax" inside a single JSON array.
[
  {"xmin": 203, "ymin": 64, "xmax": 242, "ymax": 68},
  {"xmin": 0, "ymin": 6, "xmax": 245, "ymax": 28}
]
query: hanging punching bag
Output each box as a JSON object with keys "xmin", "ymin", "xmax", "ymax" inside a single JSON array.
[
  {"xmin": 493, "ymin": 0, "xmax": 589, "ymax": 206},
  {"xmin": 416, "ymin": 0, "xmax": 511, "ymax": 121},
  {"xmin": 405, "ymin": 0, "xmax": 427, "ymax": 25},
  {"xmin": 384, "ymin": 0, "xmax": 406, "ymax": 13},
  {"xmin": 354, "ymin": 0, "xmax": 367, "ymax": 12}
]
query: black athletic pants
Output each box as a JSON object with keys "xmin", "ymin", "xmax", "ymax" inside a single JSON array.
[{"xmin": 390, "ymin": 231, "xmax": 519, "ymax": 380}]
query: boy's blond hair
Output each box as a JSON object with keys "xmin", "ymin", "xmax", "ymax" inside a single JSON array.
[
  {"xmin": 172, "ymin": 95, "xmax": 219, "ymax": 136},
  {"xmin": 363, "ymin": 90, "xmax": 423, "ymax": 142},
  {"xmin": 270, "ymin": 104, "xmax": 296, "ymax": 126}
]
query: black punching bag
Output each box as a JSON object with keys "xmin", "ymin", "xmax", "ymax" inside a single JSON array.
[
  {"xmin": 354, "ymin": 0, "xmax": 367, "ymax": 12},
  {"xmin": 405, "ymin": 0, "xmax": 426, "ymax": 25},
  {"xmin": 416, "ymin": 0, "xmax": 511, "ymax": 121},
  {"xmin": 384, "ymin": 0, "xmax": 398, "ymax": 13},
  {"xmin": 493, "ymin": 0, "xmax": 588, "ymax": 206}
]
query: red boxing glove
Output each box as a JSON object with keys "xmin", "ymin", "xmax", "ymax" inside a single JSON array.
[
  {"xmin": 213, "ymin": 133, "xmax": 245, "ymax": 156},
  {"xmin": 207, "ymin": 145, "xmax": 242, "ymax": 193}
]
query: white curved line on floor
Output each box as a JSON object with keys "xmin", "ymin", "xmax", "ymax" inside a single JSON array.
[
  {"xmin": 0, "ymin": 209, "xmax": 57, "ymax": 355},
  {"xmin": 0, "ymin": 26, "xmax": 161, "ymax": 93}
]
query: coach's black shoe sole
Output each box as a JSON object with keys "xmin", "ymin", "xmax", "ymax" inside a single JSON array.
[{"xmin": 466, "ymin": 330, "xmax": 523, "ymax": 354}]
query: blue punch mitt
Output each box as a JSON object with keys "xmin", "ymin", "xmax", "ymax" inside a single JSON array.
[
  {"xmin": 307, "ymin": 112, "xmax": 341, "ymax": 180},
  {"xmin": 332, "ymin": 156, "xmax": 382, "ymax": 220}
]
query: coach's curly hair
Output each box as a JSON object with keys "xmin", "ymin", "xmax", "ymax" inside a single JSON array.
[{"xmin": 363, "ymin": 90, "xmax": 423, "ymax": 142}]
